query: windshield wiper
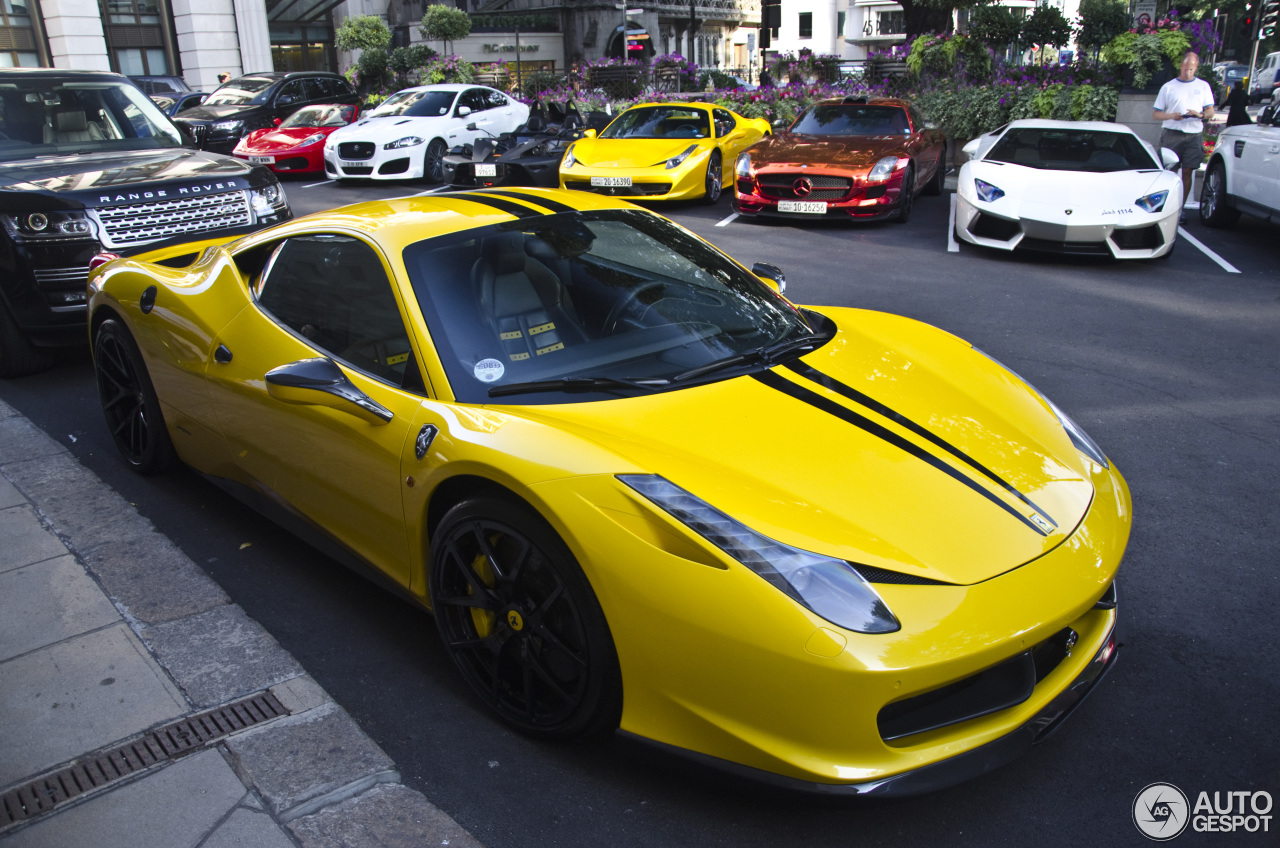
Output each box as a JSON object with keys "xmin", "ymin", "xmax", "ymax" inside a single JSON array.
[
  {"xmin": 489, "ymin": 375, "xmax": 670, "ymax": 398},
  {"xmin": 672, "ymin": 334, "xmax": 821, "ymax": 383}
]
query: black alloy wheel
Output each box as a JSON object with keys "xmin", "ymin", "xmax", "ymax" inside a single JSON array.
[
  {"xmin": 424, "ymin": 138, "xmax": 449, "ymax": 183},
  {"xmin": 93, "ymin": 318, "xmax": 176, "ymax": 474},
  {"xmin": 924, "ymin": 150, "xmax": 946, "ymax": 196},
  {"xmin": 702, "ymin": 152, "xmax": 723, "ymax": 205},
  {"xmin": 1199, "ymin": 161, "xmax": 1240, "ymax": 228},
  {"xmin": 429, "ymin": 495, "xmax": 622, "ymax": 739},
  {"xmin": 894, "ymin": 165, "xmax": 915, "ymax": 224}
]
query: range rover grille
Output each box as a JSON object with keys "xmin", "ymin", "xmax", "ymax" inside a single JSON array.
[{"xmin": 91, "ymin": 190, "xmax": 251, "ymax": 247}]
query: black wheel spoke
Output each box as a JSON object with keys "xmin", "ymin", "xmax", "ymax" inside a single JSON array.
[
  {"xmin": 531, "ymin": 620, "xmax": 588, "ymax": 669},
  {"xmin": 524, "ymin": 647, "xmax": 573, "ymax": 705}
]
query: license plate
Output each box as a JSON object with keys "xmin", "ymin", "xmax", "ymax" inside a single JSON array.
[
  {"xmin": 591, "ymin": 176, "xmax": 632, "ymax": 187},
  {"xmin": 778, "ymin": 200, "xmax": 826, "ymax": 214},
  {"xmin": 475, "ymin": 164, "xmax": 497, "ymax": 177},
  {"xmin": 248, "ymin": 156, "xmax": 274, "ymax": 165}
]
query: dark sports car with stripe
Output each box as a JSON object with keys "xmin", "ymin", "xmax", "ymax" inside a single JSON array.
[{"xmin": 88, "ymin": 187, "xmax": 1129, "ymax": 795}]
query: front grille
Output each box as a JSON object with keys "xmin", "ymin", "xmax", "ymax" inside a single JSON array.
[
  {"xmin": 970, "ymin": 212, "xmax": 1022, "ymax": 241},
  {"xmin": 32, "ymin": 266, "xmax": 88, "ymax": 289},
  {"xmin": 1018, "ymin": 237, "xmax": 1111, "ymax": 256},
  {"xmin": 338, "ymin": 142, "xmax": 376, "ymax": 160},
  {"xmin": 563, "ymin": 180, "xmax": 672, "ymax": 196},
  {"xmin": 758, "ymin": 172, "xmax": 852, "ymax": 201},
  {"xmin": 274, "ymin": 156, "xmax": 309, "ymax": 170},
  {"xmin": 91, "ymin": 190, "xmax": 251, "ymax": 248},
  {"xmin": 1111, "ymin": 224, "xmax": 1164, "ymax": 250},
  {"xmin": 186, "ymin": 123, "xmax": 209, "ymax": 148}
]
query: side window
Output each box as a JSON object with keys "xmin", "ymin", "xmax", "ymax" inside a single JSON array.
[
  {"xmin": 484, "ymin": 89, "xmax": 509, "ymax": 110},
  {"xmin": 459, "ymin": 89, "xmax": 486, "ymax": 114},
  {"xmin": 712, "ymin": 108, "xmax": 735, "ymax": 137},
  {"xmin": 301, "ymin": 78, "xmax": 325, "ymax": 102},
  {"xmin": 907, "ymin": 106, "xmax": 924, "ymax": 132},
  {"xmin": 276, "ymin": 80, "xmax": 305, "ymax": 105},
  {"xmin": 255, "ymin": 234, "xmax": 420, "ymax": 389}
]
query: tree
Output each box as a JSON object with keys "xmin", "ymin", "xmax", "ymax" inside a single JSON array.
[
  {"xmin": 419, "ymin": 4, "xmax": 472, "ymax": 55},
  {"xmin": 1076, "ymin": 0, "xmax": 1131, "ymax": 56},
  {"xmin": 335, "ymin": 15, "xmax": 391, "ymax": 53},
  {"xmin": 1021, "ymin": 4, "xmax": 1074, "ymax": 61},
  {"xmin": 968, "ymin": 3, "xmax": 1022, "ymax": 53}
]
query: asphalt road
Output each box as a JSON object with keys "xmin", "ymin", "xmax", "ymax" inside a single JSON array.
[{"xmin": 3, "ymin": 177, "xmax": 1278, "ymax": 848}]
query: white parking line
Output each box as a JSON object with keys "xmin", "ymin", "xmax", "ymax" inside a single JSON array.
[
  {"xmin": 715, "ymin": 212, "xmax": 738, "ymax": 228},
  {"xmin": 947, "ymin": 194, "xmax": 960, "ymax": 253},
  {"xmin": 300, "ymin": 180, "xmax": 333, "ymax": 188},
  {"xmin": 1178, "ymin": 227, "xmax": 1241, "ymax": 273},
  {"xmin": 412, "ymin": 185, "xmax": 455, "ymax": 196}
]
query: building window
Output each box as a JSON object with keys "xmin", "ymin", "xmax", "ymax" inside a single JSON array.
[
  {"xmin": 876, "ymin": 10, "xmax": 905, "ymax": 35},
  {"xmin": 0, "ymin": 0, "xmax": 40, "ymax": 66},
  {"xmin": 270, "ymin": 23, "xmax": 334, "ymax": 72},
  {"xmin": 837, "ymin": 11, "xmax": 845, "ymax": 36},
  {"xmin": 798, "ymin": 11, "xmax": 812, "ymax": 38}
]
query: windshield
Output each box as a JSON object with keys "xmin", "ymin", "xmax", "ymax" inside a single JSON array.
[
  {"xmin": 986, "ymin": 127, "xmax": 1159, "ymax": 171},
  {"xmin": 282, "ymin": 104, "xmax": 353, "ymax": 128},
  {"xmin": 0, "ymin": 78, "xmax": 184, "ymax": 162},
  {"xmin": 601, "ymin": 106, "xmax": 710, "ymax": 140},
  {"xmin": 368, "ymin": 90, "xmax": 455, "ymax": 118},
  {"xmin": 403, "ymin": 209, "xmax": 814, "ymax": 404},
  {"xmin": 791, "ymin": 104, "xmax": 910, "ymax": 136},
  {"xmin": 205, "ymin": 77, "xmax": 274, "ymax": 106}
]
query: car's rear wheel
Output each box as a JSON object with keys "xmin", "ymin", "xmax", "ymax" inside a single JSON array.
[
  {"xmin": 424, "ymin": 138, "xmax": 448, "ymax": 183},
  {"xmin": 702, "ymin": 151, "xmax": 723, "ymax": 204},
  {"xmin": 429, "ymin": 494, "xmax": 622, "ymax": 740},
  {"xmin": 93, "ymin": 318, "xmax": 176, "ymax": 474},
  {"xmin": 924, "ymin": 149, "xmax": 946, "ymax": 196},
  {"xmin": 1199, "ymin": 161, "xmax": 1240, "ymax": 228},
  {"xmin": 0, "ymin": 297, "xmax": 54, "ymax": 378},
  {"xmin": 894, "ymin": 165, "xmax": 915, "ymax": 223}
]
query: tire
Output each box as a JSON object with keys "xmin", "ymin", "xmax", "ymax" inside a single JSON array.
[
  {"xmin": 923, "ymin": 149, "xmax": 946, "ymax": 196},
  {"xmin": 429, "ymin": 494, "xmax": 622, "ymax": 740},
  {"xmin": 0, "ymin": 297, "xmax": 54, "ymax": 378},
  {"xmin": 701, "ymin": 151, "xmax": 723, "ymax": 205},
  {"xmin": 893, "ymin": 165, "xmax": 915, "ymax": 224},
  {"xmin": 423, "ymin": 138, "xmax": 448, "ymax": 184},
  {"xmin": 93, "ymin": 318, "xmax": 177, "ymax": 474},
  {"xmin": 1199, "ymin": 160, "xmax": 1240, "ymax": 228}
]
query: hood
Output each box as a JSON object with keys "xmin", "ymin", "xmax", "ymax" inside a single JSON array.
[
  {"xmin": 508, "ymin": 308, "xmax": 1096, "ymax": 586},
  {"xmin": 966, "ymin": 161, "xmax": 1178, "ymax": 225},
  {"xmin": 326, "ymin": 116, "xmax": 443, "ymax": 144},
  {"xmin": 174, "ymin": 103, "xmax": 257, "ymax": 122},
  {"xmin": 242, "ymin": 127, "xmax": 331, "ymax": 151},
  {"xmin": 0, "ymin": 148, "xmax": 270, "ymax": 211},
  {"xmin": 574, "ymin": 137, "xmax": 709, "ymax": 169},
  {"xmin": 747, "ymin": 133, "xmax": 907, "ymax": 170}
]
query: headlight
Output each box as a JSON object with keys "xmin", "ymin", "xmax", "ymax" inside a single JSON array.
[
  {"xmin": 213, "ymin": 120, "xmax": 244, "ymax": 133},
  {"xmin": 662, "ymin": 144, "xmax": 699, "ymax": 170},
  {"xmin": 299, "ymin": 133, "xmax": 326, "ymax": 147},
  {"xmin": 1134, "ymin": 190, "xmax": 1169, "ymax": 213},
  {"xmin": 619, "ymin": 475, "xmax": 900, "ymax": 634},
  {"xmin": 1, "ymin": 211, "xmax": 97, "ymax": 242},
  {"xmin": 384, "ymin": 136, "xmax": 424, "ymax": 150},
  {"xmin": 974, "ymin": 178, "xmax": 1005, "ymax": 203},
  {"xmin": 562, "ymin": 144, "xmax": 577, "ymax": 168},
  {"xmin": 735, "ymin": 152, "xmax": 752, "ymax": 178},
  {"xmin": 867, "ymin": 155, "xmax": 901, "ymax": 182},
  {"xmin": 249, "ymin": 183, "xmax": 288, "ymax": 216}
]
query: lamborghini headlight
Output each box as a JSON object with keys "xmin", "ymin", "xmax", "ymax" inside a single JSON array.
[
  {"xmin": 867, "ymin": 155, "xmax": 901, "ymax": 182},
  {"xmin": 562, "ymin": 144, "xmax": 578, "ymax": 168},
  {"xmin": 1134, "ymin": 190, "xmax": 1169, "ymax": 213},
  {"xmin": 385, "ymin": 136, "xmax": 424, "ymax": 150},
  {"xmin": 735, "ymin": 152, "xmax": 752, "ymax": 177},
  {"xmin": 974, "ymin": 178, "xmax": 1005, "ymax": 203},
  {"xmin": 620, "ymin": 475, "xmax": 900, "ymax": 634},
  {"xmin": 663, "ymin": 144, "xmax": 699, "ymax": 170}
]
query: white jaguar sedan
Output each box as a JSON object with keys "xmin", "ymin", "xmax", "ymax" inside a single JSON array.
[
  {"xmin": 955, "ymin": 120, "xmax": 1184, "ymax": 260},
  {"xmin": 324, "ymin": 84, "xmax": 529, "ymax": 183}
]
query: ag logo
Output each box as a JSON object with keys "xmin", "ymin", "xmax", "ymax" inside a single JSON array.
[{"xmin": 1134, "ymin": 782, "xmax": 1190, "ymax": 840}]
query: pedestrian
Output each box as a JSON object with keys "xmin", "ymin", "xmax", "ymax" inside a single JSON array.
[
  {"xmin": 1152, "ymin": 50, "xmax": 1215, "ymax": 223},
  {"xmin": 217, "ymin": 72, "xmax": 231, "ymax": 85},
  {"xmin": 1220, "ymin": 79, "xmax": 1252, "ymax": 127}
]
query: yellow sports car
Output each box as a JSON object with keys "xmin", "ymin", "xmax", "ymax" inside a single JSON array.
[
  {"xmin": 559, "ymin": 102, "xmax": 771, "ymax": 203},
  {"xmin": 88, "ymin": 188, "xmax": 1128, "ymax": 795}
]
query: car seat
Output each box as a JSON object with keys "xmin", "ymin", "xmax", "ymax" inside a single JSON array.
[
  {"xmin": 472, "ymin": 231, "xmax": 582, "ymax": 361},
  {"xmin": 44, "ymin": 108, "xmax": 105, "ymax": 143}
]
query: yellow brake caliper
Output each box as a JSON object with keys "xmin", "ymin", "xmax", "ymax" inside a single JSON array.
[{"xmin": 468, "ymin": 535, "xmax": 500, "ymax": 638}]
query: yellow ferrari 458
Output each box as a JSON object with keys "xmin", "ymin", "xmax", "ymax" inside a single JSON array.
[
  {"xmin": 559, "ymin": 102, "xmax": 771, "ymax": 203},
  {"xmin": 88, "ymin": 187, "xmax": 1128, "ymax": 795}
]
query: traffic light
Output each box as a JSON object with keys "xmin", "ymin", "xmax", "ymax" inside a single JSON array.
[
  {"xmin": 1262, "ymin": 0, "xmax": 1279, "ymax": 38},
  {"xmin": 1243, "ymin": 13, "xmax": 1254, "ymax": 37}
]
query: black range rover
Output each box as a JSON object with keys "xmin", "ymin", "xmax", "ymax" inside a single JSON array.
[{"xmin": 0, "ymin": 68, "xmax": 291, "ymax": 377}]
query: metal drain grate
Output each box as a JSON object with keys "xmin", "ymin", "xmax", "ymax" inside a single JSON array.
[{"xmin": 1, "ymin": 690, "xmax": 287, "ymax": 828}]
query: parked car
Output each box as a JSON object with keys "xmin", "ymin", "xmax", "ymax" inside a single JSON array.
[
  {"xmin": 0, "ymin": 68, "xmax": 292, "ymax": 377},
  {"xmin": 1249, "ymin": 51, "xmax": 1280, "ymax": 103},
  {"xmin": 442, "ymin": 100, "xmax": 584, "ymax": 189},
  {"xmin": 88, "ymin": 187, "xmax": 1127, "ymax": 795},
  {"xmin": 150, "ymin": 90, "xmax": 209, "ymax": 117},
  {"xmin": 129, "ymin": 75, "xmax": 191, "ymax": 95},
  {"xmin": 232, "ymin": 102, "xmax": 359, "ymax": 175},
  {"xmin": 733, "ymin": 97, "xmax": 946, "ymax": 223},
  {"xmin": 559, "ymin": 102, "xmax": 770, "ymax": 203},
  {"xmin": 954, "ymin": 120, "xmax": 1182, "ymax": 259},
  {"xmin": 1200, "ymin": 102, "xmax": 1280, "ymax": 228},
  {"xmin": 324, "ymin": 84, "xmax": 529, "ymax": 183},
  {"xmin": 173, "ymin": 71, "xmax": 358, "ymax": 155}
]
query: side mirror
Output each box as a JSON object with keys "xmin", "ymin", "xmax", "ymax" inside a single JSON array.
[
  {"xmin": 457, "ymin": 105, "xmax": 472, "ymax": 118},
  {"xmin": 1160, "ymin": 147, "xmax": 1180, "ymax": 170},
  {"xmin": 265, "ymin": 358, "xmax": 393, "ymax": 425},
  {"xmin": 583, "ymin": 128, "xmax": 597, "ymax": 138},
  {"xmin": 273, "ymin": 117, "xmax": 282, "ymax": 127},
  {"xmin": 923, "ymin": 120, "xmax": 940, "ymax": 131},
  {"xmin": 466, "ymin": 122, "xmax": 478, "ymax": 131},
  {"xmin": 962, "ymin": 137, "xmax": 981, "ymax": 157},
  {"xmin": 277, "ymin": 95, "xmax": 296, "ymax": 106},
  {"xmin": 751, "ymin": 262, "xmax": 786, "ymax": 294},
  {"xmin": 771, "ymin": 119, "xmax": 790, "ymax": 133}
]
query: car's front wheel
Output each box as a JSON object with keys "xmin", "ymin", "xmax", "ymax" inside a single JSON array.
[
  {"xmin": 1199, "ymin": 160, "xmax": 1240, "ymax": 228},
  {"xmin": 923, "ymin": 149, "xmax": 946, "ymax": 196},
  {"xmin": 702, "ymin": 151, "xmax": 723, "ymax": 205},
  {"xmin": 894, "ymin": 165, "xmax": 915, "ymax": 223},
  {"xmin": 93, "ymin": 317, "xmax": 176, "ymax": 474},
  {"xmin": 424, "ymin": 138, "xmax": 448, "ymax": 183},
  {"xmin": 429, "ymin": 493, "xmax": 622, "ymax": 740}
]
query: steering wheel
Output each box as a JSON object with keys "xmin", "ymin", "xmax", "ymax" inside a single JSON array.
[{"xmin": 601, "ymin": 281, "xmax": 727, "ymax": 336}]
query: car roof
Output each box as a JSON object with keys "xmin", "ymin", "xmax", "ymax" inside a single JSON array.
[
  {"xmin": 1002, "ymin": 119, "xmax": 1136, "ymax": 134},
  {"xmin": 397, "ymin": 83, "xmax": 486, "ymax": 93},
  {"xmin": 814, "ymin": 97, "xmax": 912, "ymax": 108},
  {"xmin": 0, "ymin": 68, "xmax": 129, "ymax": 81}
]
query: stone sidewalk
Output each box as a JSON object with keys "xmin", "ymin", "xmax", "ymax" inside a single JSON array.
[{"xmin": 0, "ymin": 397, "xmax": 483, "ymax": 847}]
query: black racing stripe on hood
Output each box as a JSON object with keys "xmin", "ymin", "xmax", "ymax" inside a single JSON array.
[
  {"xmin": 752, "ymin": 369, "xmax": 1048, "ymax": 537},
  {"xmin": 786, "ymin": 361, "xmax": 1058, "ymax": 529},
  {"xmin": 474, "ymin": 189, "xmax": 577, "ymax": 214},
  {"xmin": 453, "ymin": 192, "xmax": 541, "ymax": 218}
]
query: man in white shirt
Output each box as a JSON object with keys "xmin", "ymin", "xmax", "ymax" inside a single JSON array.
[{"xmin": 1153, "ymin": 51, "xmax": 1215, "ymax": 223}]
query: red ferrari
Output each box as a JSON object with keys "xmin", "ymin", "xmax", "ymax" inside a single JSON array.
[
  {"xmin": 733, "ymin": 97, "xmax": 947, "ymax": 224},
  {"xmin": 232, "ymin": 103, "xmax": 358, "ymax": 175}
]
